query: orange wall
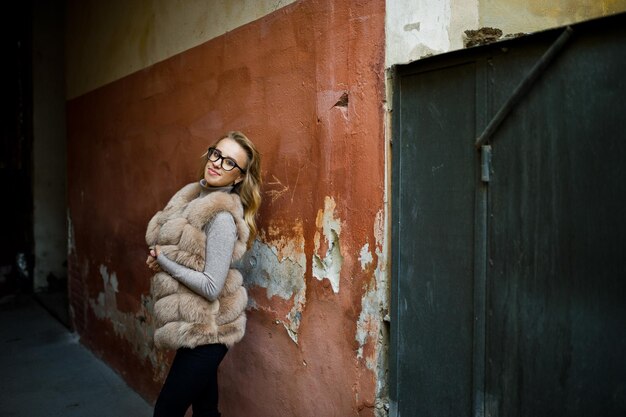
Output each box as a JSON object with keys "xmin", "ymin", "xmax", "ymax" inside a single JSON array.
[{"xmin": 67, "ymin": 1, "xmax": 387, "ymax": 415}]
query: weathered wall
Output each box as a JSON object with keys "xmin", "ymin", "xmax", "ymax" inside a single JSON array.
[
  {"xmin": 66, "ymin": 0, "xmax": 297, "ymax": 99},
  {"xmin": 386, "ymin": 0, "xmax": 626, "ymax": 65},
  {"xmin": 478, "ymin": 0, "xmax": 626, "ymax": 34},
  {"xmin": 66, "ymin": 1, "xmax": 387, "ymax": 416}
]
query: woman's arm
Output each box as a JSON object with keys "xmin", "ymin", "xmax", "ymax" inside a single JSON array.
[{"xmin": 155, "ymin": 211, "xmax": 237, "ymax": 301}]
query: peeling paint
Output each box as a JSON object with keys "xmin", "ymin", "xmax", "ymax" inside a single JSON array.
[
  {"xmin": 359, "ymin": 243, "xmax": 374, "ymax": 270},
  {"xmin": 355, "ymin": 209, "xmax": 390, "ymax": 415},
  {"xmin": 240, "ymin": 238, "xmax": 305, "ymax": 300},
  {"xmin": 236, "ymin": 223, "xmax": 307, "ymax": 344},
  {"xmin": 312, "ymin": 196, "xmax": 343, "ymax": 293},
  {"xmin": 356, "ymin": 285, "xmax": 380, "ymax": 366},
  {"xmin": 355, "ymin": 226, "xmax": 387, "ymax": 367},
  {"xmin": 88, "ymin": 265, "xmax": 164, "ymax": 376},
  {"xmin": 284, "ymin": 290, "xmax": 306, "ymax": 343},
  {"xmin": 374, "ymin": 208, "xmax": 385, "ymax": 247}
]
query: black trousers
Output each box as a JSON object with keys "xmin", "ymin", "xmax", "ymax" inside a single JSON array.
[{"xmin": 153, "ymin": 344, "xmax": 228, "ymax": 417}]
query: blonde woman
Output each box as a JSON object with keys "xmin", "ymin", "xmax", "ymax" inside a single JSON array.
[{"xmin": 145, "ymin": 131, "xmax": 261, "ymax": 417}]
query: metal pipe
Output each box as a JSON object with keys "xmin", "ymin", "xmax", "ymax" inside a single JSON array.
[{"xmin": 475, "ymin": 26, "xmax": 574, "ymax": 149}]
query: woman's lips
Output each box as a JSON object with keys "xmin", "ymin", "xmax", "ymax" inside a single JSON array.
[{"xmin": 207, "ymin": 168, "xmax": 220, "ymax": 176}]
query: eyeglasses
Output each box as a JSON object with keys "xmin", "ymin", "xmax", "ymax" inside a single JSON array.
[{"xmin": 207, "ymin": 147, "xmax": 246, "ymax": 173}]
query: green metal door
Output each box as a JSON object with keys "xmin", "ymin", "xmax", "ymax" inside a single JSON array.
[
  {"xmin": 391, "ymin": 61, "xmax": 478, "ymax": 416},
  {"xmin": 391, "ymin": 13, "xmax": 626, "ymax": 417}
]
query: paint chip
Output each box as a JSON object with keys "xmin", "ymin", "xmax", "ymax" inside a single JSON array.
[
  {"xmin": 359, "ymin": 243, "xmax": 373, "ymax": 270},
  {"xmin": 312, "ymin": 197, "xmax": 343, "ymax": 293}
]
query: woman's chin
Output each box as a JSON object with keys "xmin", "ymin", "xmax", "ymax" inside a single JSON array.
[{"xmin": 204, "ymin": 177, "xmax": 227, "ymax": 188}]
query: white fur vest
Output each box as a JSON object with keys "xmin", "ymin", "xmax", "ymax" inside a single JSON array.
[{"xmin": 145, "ymin": 182, "xmax": 249, "ymax": 349}]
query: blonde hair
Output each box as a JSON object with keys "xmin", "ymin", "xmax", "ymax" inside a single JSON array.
[{"xmin": 201, "ymin": 131, "xmax": 262, "ymax": 248}]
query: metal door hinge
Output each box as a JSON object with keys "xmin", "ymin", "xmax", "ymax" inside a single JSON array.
[{"xmin": 481, "ymin": 145, "xmax": 492, "ymax": 182}]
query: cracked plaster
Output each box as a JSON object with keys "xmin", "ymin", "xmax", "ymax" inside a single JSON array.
[
  {"xmin": 89, "ymin": 264, "xmax": 165, "ymax": 377},
  {"xmin": 312, "ymin": 196, "xmax": 343, "ymax": 293},
  {"xmin": 236, "ymin": 222, "xmax": 307, "ymax": 344}
]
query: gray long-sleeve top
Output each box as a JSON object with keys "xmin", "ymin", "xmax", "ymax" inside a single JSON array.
[{"xmin": 156, "ymin": 183, "xmax": 237, "ymax": 301}]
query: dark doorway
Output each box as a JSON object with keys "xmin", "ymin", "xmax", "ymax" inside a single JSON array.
[
  {"xmin": 0, "ymin": 1, "xmax": 34, "ymax": 302},
  {"xmin": 1, "ymin": 1, "xmax": 68, "ymax": 329}
]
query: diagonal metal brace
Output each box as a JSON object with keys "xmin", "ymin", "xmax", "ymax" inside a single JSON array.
[{"xmin": 475, "ymin": 26, "xmax": 574, "ymax": 149}]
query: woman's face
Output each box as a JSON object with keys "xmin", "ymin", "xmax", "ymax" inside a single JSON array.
[{"xmin": 204, "ymin": 138, "xmax": 248, "ymax": 187}]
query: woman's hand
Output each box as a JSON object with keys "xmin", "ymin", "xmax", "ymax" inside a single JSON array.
[{"xmin": 146, "ymin": 245, "xmax": 162, "ymax": 272}]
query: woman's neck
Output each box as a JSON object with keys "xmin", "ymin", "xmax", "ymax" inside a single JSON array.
[{"xmin": 199, "ymin": 179, "xmax": 233, "ymax": 197}]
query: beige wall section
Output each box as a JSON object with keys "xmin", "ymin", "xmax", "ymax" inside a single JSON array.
[
  {"xmin": 385, "ymin": 0, "xmax": 479, "ymax": 66},
  {"xmin": 66, "ymin": 0, "xmax": 296, "ymax": 99},
  {"xmin": 479, "ymin": 0, "xmax": 626, "ymax": 34},
  {"xmin": 387, "ymin": 0, "xmax": 626, "ymax": 66}
]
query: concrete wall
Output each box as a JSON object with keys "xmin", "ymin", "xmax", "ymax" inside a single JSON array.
[
  {"xmin": 33, "ymin": 0, "xmax": 66, "ymax": 291},
  {"xmin": 66, "ymin": 0, "xmax": 297, "ymax": 100},
  {"xmin": 386, "ymin": 0, "xmax": 626, "ymax": 65},
  {"xmin": 66, "ymin": 1, "xmax": 387, "ymax": 415}
]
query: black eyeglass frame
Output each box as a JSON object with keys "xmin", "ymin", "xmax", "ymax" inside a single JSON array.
[{"xmin": 207, "ymin": 147, "xmax": 247, "ymax": 173}]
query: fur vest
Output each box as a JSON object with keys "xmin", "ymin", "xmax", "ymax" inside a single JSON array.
[{"xmin": 145, "ymin": 182, "xmax": 249, "ymax": 349}]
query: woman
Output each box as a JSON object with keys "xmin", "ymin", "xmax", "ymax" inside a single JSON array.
[{"xmin": 145, "ymin": 131, "xmax": 261, "ymax": 417}]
